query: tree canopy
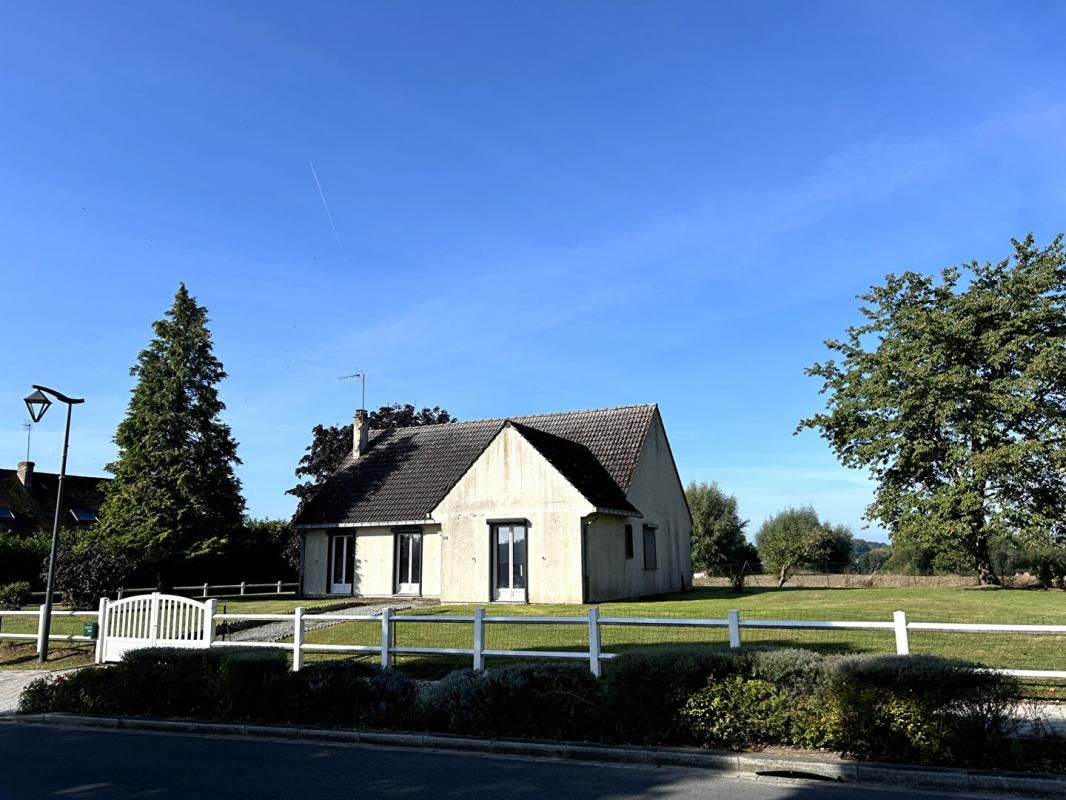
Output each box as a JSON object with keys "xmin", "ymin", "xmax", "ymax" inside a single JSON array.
[
  {"xmin": 685, "ymin": 481, "xmax": 758, "ymax": 588},
  {"xmin": 289, "ymin": 403, "xmax": 456, "ymax": 506},
  {"xmin": 755, "ymin": 506, "xmax": 832, "ymax": 587},
  {"xmin": 799, "ymin": 235, "xmax": 1066, "ymax": 585},
  {"xmin": 97, "ymin": 284, "xmax": 245, "ymax": 585}
]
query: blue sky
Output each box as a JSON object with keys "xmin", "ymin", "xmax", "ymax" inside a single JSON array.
[{"xmin": 2, "ymin": 2, "xmax": 1065, "ymax": 539}]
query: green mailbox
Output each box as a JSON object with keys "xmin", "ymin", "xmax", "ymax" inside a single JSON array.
[{"xmin": 83, "ymin": 621, "xmax": 99, "ymax": 639}]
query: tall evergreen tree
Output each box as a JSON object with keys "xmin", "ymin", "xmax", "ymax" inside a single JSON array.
[{"xmin": 97, "ymin": 284, "xmax": 245, "ymax": 586}]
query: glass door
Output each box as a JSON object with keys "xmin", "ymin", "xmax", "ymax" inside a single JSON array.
[
  {"xmin": 330, "ymin": 535, "xmax": 353, "ymax": 594},
  {"xmin": 493, "ymin": 524, "xmax": 527, "ymax": 602},
  {"xmin": 396, "ymin": 532, "xmax": 422, "ymax": 594}
]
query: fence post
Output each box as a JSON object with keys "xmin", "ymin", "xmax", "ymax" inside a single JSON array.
[
  {"xmin": 95, "ymin": 597, "xmax": 109, "ymax": 664},
  {"xmin": 588, "ymin": 607, "xmax": 602, "ymax": 677},
  {"xmin": 381, "ymin": 607, "xmax": 393, "ymax": 668},
  {"xmin": 202, "ymin": 582, "xmax": 209, "ymax": 598},
  {"xmin": 292, "ymin": 607, "xmax": 305, "ymax": 672},
  {"xmin": 36, "ymin": 604, "xmax": 47, "ymax": 656},
  {"xmin": 240, "ymin": 581, "xmax": 246, "ymax": 596},
  {"xmin": 473, "ymin": 608, "xmax": 485, "ymax": 671},
  {"xmin": 727, "ymin": 609, "xmax": 742, "ymax": 649},
  {"xmin": 893, "ymin": 610, "xmax": 909, "ymax": 655},
  {"xmin": 117, "ymin": 587, "xmax": 124, "ymax": 600},
  {"xmin": 276, "ymin": 580, "xmax": 283, "ymax": 595},
  {"xmin": 203, "ymin": 598, "xmax": 217, "ymax": 647}
]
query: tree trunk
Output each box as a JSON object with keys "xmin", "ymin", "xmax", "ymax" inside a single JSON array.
[
  {"xmin": 972, "ymin": 534, "xmax": 1002, "ymax": 586},
  {"xmin": 777, "ymin": 565, "xmax": 789, "ymax": 588}
]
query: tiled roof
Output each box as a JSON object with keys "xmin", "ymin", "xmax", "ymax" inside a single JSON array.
[
  {"xmin": 294, "ymin": 404, "xmax": 656, "ymax": 526},
  {"xmin": 0, "ymin": 468, "xmax": 108, "ymax": 535}
]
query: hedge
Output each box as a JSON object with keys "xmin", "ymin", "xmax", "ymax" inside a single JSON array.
[{"xmin": 18, "ymin": 647, "xmax": 1037, "ymax": 770}]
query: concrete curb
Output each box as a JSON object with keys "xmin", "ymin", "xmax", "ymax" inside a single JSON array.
[{"xmin": 7, "ymin": 713, "xmax": 1066, "ymax": 798}]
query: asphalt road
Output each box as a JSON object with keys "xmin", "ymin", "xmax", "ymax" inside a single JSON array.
[{"xmin": 0, "ymin": 723, "xmax": 988, "ymax": 800}]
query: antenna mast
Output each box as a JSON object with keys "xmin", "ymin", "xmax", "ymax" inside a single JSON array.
[
  {"xmin": 22, "ymin": 420, "xmax": 32, "ymax": 462},
  {"xmin": 339, "ymin": 370, "xmax": 366, "ymax": 409}
]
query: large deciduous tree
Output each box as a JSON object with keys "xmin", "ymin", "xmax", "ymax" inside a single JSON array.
[
  {"xmin": 799, "ymin": 235, "xmax": 1066, "ymax": 585},
  {"xmin": 97, "ymin": 284, "xmax": 245, "ymax": 587},
  {"xmin": 686, "ymin": 481, "xmax": 759, "ymax": 590},
  {"xmin": 288, "ymin": 403, "xmax": 456, "ymax": 506},
  {"xmin": 755, "ymin": 507, "xmax": 832, "ymax": 587}
]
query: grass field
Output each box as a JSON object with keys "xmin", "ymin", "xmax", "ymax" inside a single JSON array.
[{"xmin": 296, "ymin": 586, "xmax": 1066, "ymax": 679}]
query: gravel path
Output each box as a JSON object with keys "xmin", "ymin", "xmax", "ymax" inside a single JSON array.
[
  {"xmin": 0, "ymin": 669, "xmax": 83, "ymax": 715},
  {"xmin": 223, "ymin": 601, "xmax": 432, "ymax": 643}
]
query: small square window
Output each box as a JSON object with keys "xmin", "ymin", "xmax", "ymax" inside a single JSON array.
[
  {"xmin": 642, "ymin": 525, "xmax": 658, "ymax": 571},
  {"xmin": 624, "ymin": 524, "xmax": 634, "ymax": 559},
  {"xmin": 70, "ymin": 509, "xmax": 98, "ymax": 523},
  {"xmin": 0, "ymin": 507, "xmax": 14, "ymax": 520}
]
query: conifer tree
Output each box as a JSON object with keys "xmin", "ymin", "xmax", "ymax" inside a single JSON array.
[{"xmin": 97, "ymin": 284, "xmax": 245, "ymax": 586}]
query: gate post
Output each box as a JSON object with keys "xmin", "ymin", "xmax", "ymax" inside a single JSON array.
[
  {"xmin": 36, "ymin": 604, "xmax": 47, "ymax": 656},
  {"xmin": 95, "ymin": 597, "xmax": 109, "ymax": 664},
  {"xmin": 276, "ymin": 580, "xmax": 283, "ymax": 595},
  {"xmin": 202, "ymin": 583, "xmax": 209, "ymax": 598},
  {"xmin": 240, "ymin": 581, "xmax": 246, "ymax": 596},
  {"xmin": 203, "ymin": 598, "xmax": 217, "ymax": 647}
]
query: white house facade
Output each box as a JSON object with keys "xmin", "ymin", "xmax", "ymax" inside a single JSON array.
[{"xmin": 295, "ymin": 404, "xmax": 692, "ymax": 604}]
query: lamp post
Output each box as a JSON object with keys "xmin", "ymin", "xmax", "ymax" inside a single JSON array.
[{"xmin": 24, "ymin": 385, "xmax": 84, "ymax": 663}]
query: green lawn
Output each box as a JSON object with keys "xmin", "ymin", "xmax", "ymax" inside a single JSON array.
[{"xmin": 297, "ymin": 586, "xmax": 1066, "ymax": 678}]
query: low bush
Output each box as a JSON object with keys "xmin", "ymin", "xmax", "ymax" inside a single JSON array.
[
  {"xmin": 417, "ymin": 663, "xmax": 604, "ymax": 740},
  {"xmin": 825, "ymin": 654, "xmax": 1022, "ymax": 765},
  {"xmin": 681, "ymin": 676, "xmax": 792, "ymax": 749},
  {"xmin": 601, "ymin": 647, "xmax": 747, "ymax": 743},
  {"xmin": 294, "ymin": 660, "xmax": 416, "ymax": 728},
  {"xmin": 17, "ymin": 645, "xmax": 1031, "ymax": 772},
  {"xmin": 18, "ymin": 647, "xmax": 290, "ymax": 719},
  {"xmin": 0, "ymin": 581, "xmax": 31, "ymax": 610}
]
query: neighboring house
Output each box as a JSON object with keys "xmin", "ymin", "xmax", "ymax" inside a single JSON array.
[
  {"xmin": 295, "ymin": 404, "xmax": 693, "ymax": 604},
  {"xmin": 0, "ymin": 461, "xmax": 108, "ymax": 535}
]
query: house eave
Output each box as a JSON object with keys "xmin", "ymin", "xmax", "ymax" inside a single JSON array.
[
  {"xmin": 295, "ymin": 519, "xmax": 436, "ymax": 530},
  {"xmin": 594, "ymin": 506, "xmax": 643, "ymax": 518}
]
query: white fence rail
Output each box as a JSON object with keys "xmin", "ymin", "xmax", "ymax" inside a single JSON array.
[
  {"xmin": 29, "ymin": 580, "xmax": 298, "ymax": 602},
  {"xmin": 2, "ymin": 599, "xmax": 1065, "ymax": 680}
]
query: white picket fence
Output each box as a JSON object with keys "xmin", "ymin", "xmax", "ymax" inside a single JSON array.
[{"xmin": 2, "ymin": 596, "xmax": 1065, "ymax": 680}]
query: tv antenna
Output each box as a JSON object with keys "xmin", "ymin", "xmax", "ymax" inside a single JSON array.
[
  {"xmin": 21, "ymin": 420, "xmax": 32, "ymax": 463},
  {"xmin": 339, "ymin": 370, "xmax": 366, "ymax": 409}
]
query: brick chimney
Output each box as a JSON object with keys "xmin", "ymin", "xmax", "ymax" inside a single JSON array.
[
  {"xmin": 353, "ymin": 409, "xmax": 368, "ymax": 457},
  {"xmin": 16, "ymin": 461, "xmax": 34, "ymax": 488}
]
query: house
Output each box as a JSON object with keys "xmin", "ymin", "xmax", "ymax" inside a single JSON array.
[
  {"xmin": 294, "ymin": 403, "xmax": 692, "ymax": 604},
  {"xmin": 0, "ymin": 461, "xmax": 108, "ymax": 535}
]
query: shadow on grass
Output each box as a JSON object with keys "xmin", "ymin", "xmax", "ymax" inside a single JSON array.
[{"xmin": 0, "ymin": 641, "xmax": 94, "ymax": 670}]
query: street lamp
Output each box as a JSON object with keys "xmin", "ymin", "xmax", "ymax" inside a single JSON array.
[{"xmin": 23, "ymin": 384, "xmax": 84, "ymax": 663}]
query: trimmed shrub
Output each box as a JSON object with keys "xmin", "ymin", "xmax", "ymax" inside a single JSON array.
[
  {"xmin": 417, "ymin": 663, "xmax": 604, "ymax": 740},
  {"xmin": 602, "ymin": 647, "xmax": 747, "ymax": 744},
  {"xmin": 825, "ymin": 654, "xmax": 1022, "ymax": 765},
  {"xmin": 50, "ymin": 540, "xmax": 131, "ymax": 609},
  {"xmin": 0, "ymin": 532, "xmax": 49, "ymax": 586},
  {"xmin": 0, "ymin": 581, "xmax": 31, "ymax": 610},
  {"xmin": 681, "ymin": 676, "xmax": 792, "ymax": 749},
  {"xmin": 294, "ymin": 660, "xmax": 416, "ymax": 728}
]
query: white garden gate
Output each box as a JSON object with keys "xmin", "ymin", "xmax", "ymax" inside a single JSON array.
[{"xmin": 99, "ymin": 592, "xmax": 213, "ymax": 663}]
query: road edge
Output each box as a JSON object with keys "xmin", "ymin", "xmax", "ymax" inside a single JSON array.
[{"xmin": 7, "ymin": 713, "xmax": 1066, "ymax": 797}]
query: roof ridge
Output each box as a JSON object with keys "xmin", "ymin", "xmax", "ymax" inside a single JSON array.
[
  {"xmin": 0, "ymin": 468, "xmax": 109, "ymax": 481},
  {"xmin": 378, "ymin": 403, "xmax": 658, "ymax": 431}
]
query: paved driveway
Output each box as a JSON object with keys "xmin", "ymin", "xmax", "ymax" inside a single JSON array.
[{"xmin": 0, "ymin": 671, "xmax": 52, "ymax": 715}]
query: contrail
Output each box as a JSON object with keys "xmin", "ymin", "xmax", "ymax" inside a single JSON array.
[{"xmin": 309, "ymin": 161, "xmax": 344, "ymax": 252}]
